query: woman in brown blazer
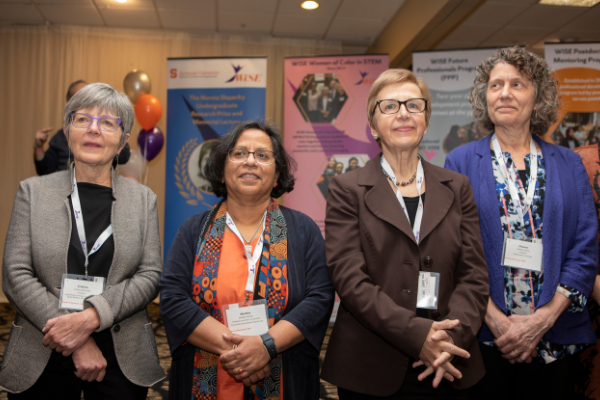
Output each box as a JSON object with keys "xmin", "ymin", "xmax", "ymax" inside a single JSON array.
[{"xmin": 321, "ymin": 69, "xmax": 489, "ymax": 399}]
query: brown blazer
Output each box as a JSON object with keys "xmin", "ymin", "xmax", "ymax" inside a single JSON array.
[{"xmin": 321, "ymin": 154, "xmax": 488, "ymax": 396}]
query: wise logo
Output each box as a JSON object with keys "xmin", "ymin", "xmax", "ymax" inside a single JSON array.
[
  {"xmin": 170, "ymin": 68, "xmax": 178, "ymax": 79},
  {"xmin": 225, "ymin": 63, "xmax": 262, "ymax": 83},
  {"xmin": 355, "ymin": 71, "xmax": 375, "ymax": 85}
]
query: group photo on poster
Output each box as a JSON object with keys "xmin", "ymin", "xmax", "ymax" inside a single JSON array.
[{"xmin": 293, "ymin": 74, "xmax": 348, "ymax": 123}]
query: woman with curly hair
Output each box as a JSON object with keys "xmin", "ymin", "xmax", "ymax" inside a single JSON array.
[
  {"xmin": 159, "ymin": 120, "xmax": 334, "ymax": 400},
  {"xmin": 445, "ymin": 47, "xmax": 598, "ymax": 399}
]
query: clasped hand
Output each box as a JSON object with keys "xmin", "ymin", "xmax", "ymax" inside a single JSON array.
[
  {"xmin": 494, "ymin": 314, "xmax": 547, "ymax": 364},
  {"xmin": 42, "ymin": 308, "xmax": 100, "ymax": 356},
  {"xmin": 220, "ymin": 334, "xmax": 271, "ymax": 386},
  {"xmin": 413, "ymin": 319, "xmax": 470, "ymax": 388}
]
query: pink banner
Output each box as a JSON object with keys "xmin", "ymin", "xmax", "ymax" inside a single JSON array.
[{"xmin": 283, "ymin": 55, "xmax": 389, "ymax": 233}]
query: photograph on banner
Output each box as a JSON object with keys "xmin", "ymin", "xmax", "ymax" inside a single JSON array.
[
  {"xmin": 283, "ymin": 55, "xmax": 388, "ymax": 234},
  {"xmin": 413, "ymin": 48, "xmax": 497, "ymax": 167},
  {"xmin": 164, "ymin": 57, "xmax": 267, "ymax": 259},
  {"xmin": 546, "ymin": 43, "xmax": 600, "ymax": 150}
]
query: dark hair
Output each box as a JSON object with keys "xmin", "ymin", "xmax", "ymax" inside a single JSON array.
[
  {"xmin": 204, "ymin": 121, "xmax": 296, "ymax": 199},
  {"xmin": 349, "ymin": 157, "xmax": 358, "ymax": 164},
  {"xmin": 66, "ymin": 80, "xmax": 87, "ymax": 102}
]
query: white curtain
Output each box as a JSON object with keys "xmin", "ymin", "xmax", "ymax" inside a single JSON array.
[{"xmin": 0, "ymin": 25, "xmax": 341, "ymax": 301}]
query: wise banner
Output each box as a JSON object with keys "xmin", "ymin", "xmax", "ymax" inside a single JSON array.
[
  {"xmin": 545, "ymin": 43, "xmax": 600, "ymax": 148},
  {"xmin": 164, "ymin": 57, "xmax": 267, "ymax": 259},
  {"xmin": 283, "ymin": 54, "xmax": 388, "ymax": 234},
  {"xmin": 413, "ymin": 48, "xmax": 497, "ymax": 166}
]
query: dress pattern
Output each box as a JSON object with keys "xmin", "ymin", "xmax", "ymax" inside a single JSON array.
[
  {"xmin": 191, "ymin": 199, "xmax": 289, "ymax": 399},
  {"xmin": 486, "ymin": 149, "xmax": 587, "ymax": 364}
]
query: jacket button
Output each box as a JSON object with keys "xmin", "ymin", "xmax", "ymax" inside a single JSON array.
[
  {"xmin": 424, "ymin": 256, "xmax": 433, "ymax": 267},
  {"xmin": 432, "ymin": 311, "xmax": 441, "ymax": 320},
  {"xmin": 113, "ymin": 324, "xmax": 121, "ymax": 333}
]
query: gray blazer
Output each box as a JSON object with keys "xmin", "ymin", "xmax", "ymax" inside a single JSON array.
[{"xmin": 0, "ymin": 169, "xmax": 166, "ymax": 393}]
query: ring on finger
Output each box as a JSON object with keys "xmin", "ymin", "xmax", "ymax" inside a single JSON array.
[
  {"xmin": 513, "ymin": 349, "xmax": 520, "ymax": 355},
  {"xmin": 238, "ymin": 367, "xmax": 243, "ymax": 374}
]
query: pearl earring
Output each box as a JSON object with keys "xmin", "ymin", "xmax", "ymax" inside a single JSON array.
[{"xmin": 373, "ymin": 134, "xmax": 379, "ymax": 140}]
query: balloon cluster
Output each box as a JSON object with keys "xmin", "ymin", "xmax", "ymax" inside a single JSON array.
[
  {"xmin": 124, "ymin": 70, "xmax": 164, "ymax": 162},
  {"xmin": 120, "ymin": 70, "xmax": 165, "ymax": 183}
]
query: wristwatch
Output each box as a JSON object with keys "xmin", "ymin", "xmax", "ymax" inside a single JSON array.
[{"xmin": 260, "ymin": 332, "xmax": 278, "ymax": 359}]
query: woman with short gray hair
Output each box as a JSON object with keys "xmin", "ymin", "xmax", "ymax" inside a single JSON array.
[{"xmin": 1, "ymin": 82, "xmax": 165, "ymax": 398}]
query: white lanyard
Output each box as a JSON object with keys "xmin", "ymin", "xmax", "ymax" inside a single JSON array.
[
  {"xmin": 381, "ymin": 155, "xmax": 425, "ymax": 243},
  {"xmin": 491, "ymin": 134, "xmax": 538, "ymax": 224},
  {"xmin": 226, "ymin": 211, "xmax": 266, "ymax": 294},
  {"xmin": 71, "ymin": 168, "xmax": 113, "ymax": 275}
]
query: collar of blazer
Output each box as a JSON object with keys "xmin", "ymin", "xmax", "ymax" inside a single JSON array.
[{"xmin": 358, "ymin": 153, "xmax": 455, "ymax": 245}]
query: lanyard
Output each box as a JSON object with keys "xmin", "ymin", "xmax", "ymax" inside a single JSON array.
[
  {"xmin": 71, "ymin": 168, "xmax": 113, "ymax": 276},
  {"xmin": 381, "ymin": 155, "xmax": 425, "ymax": 243},
  {"xmin": 225, "ymin": 211, "xmax": 266, "ymax": 295},
  {"xmin": 491, "ymin": 134, "xmax": 539, "ymax": 225}
]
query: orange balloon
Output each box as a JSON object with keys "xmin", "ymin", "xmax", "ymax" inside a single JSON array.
[{"xmin": 134, "ymin": 94, "xmax": 163, "ymax": 131}]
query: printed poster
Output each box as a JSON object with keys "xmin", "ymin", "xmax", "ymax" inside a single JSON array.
[
  {"xmin": 545, "ymin": 43, "xmax": 600, "ymax": 148},
  {"xmin": 283, "ymin": 54, "xmax": 388, "ymax": 234},
  {"xmin": 413, "ymin": 48, "xmax": 497, "ymax": 166},
  {"xmin": 164, "ymin": 57, "xmax": 267, "ymax": 259}
]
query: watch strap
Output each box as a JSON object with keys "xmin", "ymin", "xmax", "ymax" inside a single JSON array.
[{"xmin": 260, "ymin": 332, "xmax": 278, "ymax": 359}]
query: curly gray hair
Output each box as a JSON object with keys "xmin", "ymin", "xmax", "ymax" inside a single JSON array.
[
  {"xmin": 63, "ymin": 82, "xmax": 134, "ymax": 147},
  {"xmin": 469, "ymin": 46, "xmax": 560, "ymax": 136}
]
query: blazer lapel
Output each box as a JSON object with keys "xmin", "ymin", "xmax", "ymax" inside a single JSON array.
[
  {"xmin": 476, "ymin": 135, "xmax": 507, "ymax": 309},
  {"xmin": 361, "ymin": 154, "xmax": 416, "ymax": 244},
  {"xmin": 418, "ymin": 161, "xmax": 453, "ymax": 243},
  {"xmin": 537, "ymin": 138, "xmax": 562, "ymax": 307}
]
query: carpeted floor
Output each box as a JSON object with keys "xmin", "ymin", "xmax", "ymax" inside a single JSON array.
[{"xmin": 0, "ymin": 303, "xmax": 338, "ymax": 399}]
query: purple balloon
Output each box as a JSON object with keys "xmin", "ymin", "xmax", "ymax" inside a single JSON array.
[{"xmin": 137, "ymin": 126, "xmax": 164, "ymax": 161}]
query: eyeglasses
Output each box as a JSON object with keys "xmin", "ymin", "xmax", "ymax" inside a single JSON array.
[
  {"xmin": 374, "ymin": 98, "xmax": 427, "ymax": 115},
  {"xmin": 70, "ymin": 113, "xmax": 122, "ymax": 132},
  {"xmin": 228, "ymin": 148, "xmax": 276, "ymax": 165}
]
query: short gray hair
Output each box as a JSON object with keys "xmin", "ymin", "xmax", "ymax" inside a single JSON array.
[{"xmin": 63, "ymin": 82, "xmax": 134, "ymax": 147}]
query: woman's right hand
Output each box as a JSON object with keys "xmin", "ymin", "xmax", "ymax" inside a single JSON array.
[{"xmin": 72, "ymin": 337, "xmax": 107, "ymax": 382}]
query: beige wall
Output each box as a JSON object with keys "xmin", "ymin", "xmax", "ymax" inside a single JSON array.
[{"xmin": 0, "ymin": 25, "xmax": 342, "ymax": 302}]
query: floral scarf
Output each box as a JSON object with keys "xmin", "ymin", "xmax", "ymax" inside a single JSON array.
[{"xmin": 191, "ymin": 199, "xmax": 289, "ymax": 399}]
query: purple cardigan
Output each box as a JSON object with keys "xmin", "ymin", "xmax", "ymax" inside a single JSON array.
[{"xmin": 445, "ymin": 133, "xmax": 598, "ymax": 345}]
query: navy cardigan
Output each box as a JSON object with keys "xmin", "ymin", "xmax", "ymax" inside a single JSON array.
[
  {"xmin": 159, "ymin": 205, "xmax": 334, "ymax": 400},
  {"xmin": 445, "ymin": 133, "xmax": 598, "ymax": 345}
]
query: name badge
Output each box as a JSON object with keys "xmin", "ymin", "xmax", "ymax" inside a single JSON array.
[
  {"xmin": 59, "ymin": 274, "xmax": 105, "ymax": 311},
  {"xmin": 501, "ymin": 238, "xmax": 543, "ymax": 272},
  {"xmin": 222, "ymin": 300, "xmax": 269, "ymax": 336},
  {"xmin": 417, "ymin": 271, "xmax": 440, "ymax": 310}
]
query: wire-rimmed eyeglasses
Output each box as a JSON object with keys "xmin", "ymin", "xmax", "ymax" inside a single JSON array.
[
  {"xmin": 70, "ymin": 113, "xmax": 122, "ymax": 132},
  {"xmin": 228, "ymin": 148, "xmax": 276, "ymax": 165},
  {"xmin": 374, "ymin": 98, "xmax": 427, "ymax": 115}
]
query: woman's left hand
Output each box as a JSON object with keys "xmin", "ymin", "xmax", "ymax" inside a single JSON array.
[
  {"xmin": 42, "ymin": 308, "xmax": 101, "ymax": 356},
  {"xmin": 494, "ymin": 313, "xmax": 548, "ymax": 363},
  {"xmin": 220, "ymin": 334, "xmax": 271, "ymax": 382}
]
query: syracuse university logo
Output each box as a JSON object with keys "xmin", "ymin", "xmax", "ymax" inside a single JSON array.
[
  {"xmin": 355, "ymin": 71, "xmax": 375, "ymax": 85},
  {"xmin": 225, "ymin": 63, "xmax": 262, "ymax": 83}
]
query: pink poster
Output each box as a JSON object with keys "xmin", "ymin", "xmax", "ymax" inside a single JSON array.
[{"xmin": 283, "ymin": 55, "xmax": 389, "ymax": 233}]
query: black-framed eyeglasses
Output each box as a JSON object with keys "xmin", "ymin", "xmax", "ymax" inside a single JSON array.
[
  {"xmin": 70, "ymin": 113, "xmax": 122, "ymax": 132},
  {"xmin": 228, "ymin": 148, "xmax": 276, "ymax": 165},
  {"xmin": 374, "ymin": 98, "xmax": 427, "ymax": 115}
]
